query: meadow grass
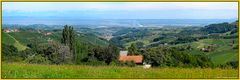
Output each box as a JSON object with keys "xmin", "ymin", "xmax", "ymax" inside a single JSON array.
[{"xmin": 2, "ymin": 63, "xmax": 238, "ymax": 79}]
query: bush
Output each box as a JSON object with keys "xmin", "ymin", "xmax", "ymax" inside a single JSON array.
[
  {"xmin": 83, "ymin": 58, "xmax": 107, "ymax": 66},
  {"xmin": 84, "ymin": 44, "xmax": 119, "ymax": 65},
  {"xmin": 2, "ymin": 44, "xmax": 23, "ymax": 62},
  {"xmin": 124, "ymin": 61, "xmax": 136, "ymax": 67},
  {"xmin": 25, "ymin": 54, "xmax": 50, "ymax": 64},
  {"xmin": 19, "ymin": 49, "xmax": 35, "ymax": 59},
  {"xmin": 109, "ymin": 61, "xmax": 120, "ymax": 66},
  {"xmin": 226, "ymin": 61, "xmax": 239, "ymax": 69}
]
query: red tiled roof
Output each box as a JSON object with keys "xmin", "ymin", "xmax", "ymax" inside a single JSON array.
[{"xmin": 119, "ymin": 55, "xmax": 143, "ymax": 63}]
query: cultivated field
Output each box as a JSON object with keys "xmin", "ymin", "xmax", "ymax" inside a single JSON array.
[{"xmin": 2, "ymin": 63, "xmax": 238, "ymax": 79}]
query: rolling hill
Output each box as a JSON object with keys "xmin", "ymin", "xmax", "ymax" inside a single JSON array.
[
  {"xmin": 109, "ymin": 20, "xmax": 238, "ymax": 65},
  {"xmin": 2, "ymin": 32, "xmax": 27, "ymax": 51},
  {"xmin": 2, "ymin": 29, "xmax": 110, "ymax": 51}
]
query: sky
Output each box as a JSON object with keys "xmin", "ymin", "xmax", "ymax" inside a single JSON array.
[{"xmin": 2, "ymin": 2, "xmax": 238, "ymax": 20}]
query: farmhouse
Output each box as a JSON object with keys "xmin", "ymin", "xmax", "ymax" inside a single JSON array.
[
  {"xmin": 3, "ymin": 29, "xmax": 19, "ymax": 33},
  {"xmin": 119, "ymin": 55, "xmax": 143, "ymax": 64},
  {"xmin": 119, "ymin": 51, "xmax": 143, "ymax": 64},
  {"xmin": 44, "ymin": 32, "xmax": 53, "ymax": 36}
]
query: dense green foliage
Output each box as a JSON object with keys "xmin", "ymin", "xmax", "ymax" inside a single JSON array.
[
  {"xmin": 82, "ymin": 44, "xmax": 119, "ymax": 65},
  {"xmin": 22, "ymin": 42, "xmax": 72, "ymax": 64},
  {"xmin": 127, "ymin": 43, "xmax": 138, "ymax": 55},
  {"xmin": 201, "ymin": 22, "xmax": 238, "ymax": 34},
  {"xmin": 143, "ymin": 46, "xmax": 213, "ymax": 68},
  {"xmin": 2, "ymin": 25, "xmax": 120, "ymax": 66},
  {"xmin": 61, "ymin": 25, "xmax": 76, "ymax": 63},
  {"xmin": 2, "ymin": 44, "xmax": 20, "ymax": 62}
]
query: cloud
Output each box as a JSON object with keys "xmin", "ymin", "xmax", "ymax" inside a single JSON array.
[{"xmin": 2, "ymin": 2, "xmax": 238, "ymax": 12}]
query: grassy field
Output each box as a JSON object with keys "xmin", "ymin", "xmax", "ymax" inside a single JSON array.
[{"xmin": 2, "ymin": 63, "xmax": 238, "ymax": 79}]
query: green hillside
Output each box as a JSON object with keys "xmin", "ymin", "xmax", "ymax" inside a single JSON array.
[
  {"xmin": 2, "ymin": 32, "xmax": 27, "ymax": 51},
  {"xmin": 2, "ymin": 30, "xmax": 110, "ymax": 50},
  {"xmin": 186, "ymin": 39, "xmax": 238, "ymax": 65},
  {"xmin": 110, "ymin": 21, "xmax": 238, "ymax": 65},
  {"xmin": 2, "ymin": 32, "xmax": 15, "ymax": 45},
  {"xmin": 8, "ymin": 31, "xmax": 53, "ymax": 45},
  {"xmin": 164, "ymin": 38, "xmax": 238, "ymax": 65},
  {"xmin": 77, "ymin": 33, "xmax": 109, "ymax": 47}
]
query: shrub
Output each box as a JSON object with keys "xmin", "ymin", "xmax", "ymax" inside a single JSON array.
[
  {"xmin": 109, "ymin": 61, "xmax": 120, "ymax": 66},
  {"xmin": 2, "ymin": 44, "xmax": 23, "ymax": 62},
  {"xmin": 83, "ymin": 58, "xmax": 107, "ymax": 66},
  {"xmin": 124, "ymin": 61, "xmax": 136, "ymax": 67},
  {"xmin": 226, "ymin": 61, "xmax": 239, "ymax": 69},
  {"xmin": 25, "ymin": 54, "xmax": 50, "ymax": 64}
]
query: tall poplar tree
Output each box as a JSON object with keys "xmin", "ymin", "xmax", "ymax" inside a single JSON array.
[{"xmin": 62, "ymin": 25, "xmax": 76, "ymax": 62}]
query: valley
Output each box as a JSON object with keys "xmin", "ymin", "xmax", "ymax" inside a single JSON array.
[
  {"xmin": 2, "ymin": 20, "xmax": 239, "ymax": 78},
  {"xmin": 2, "ymin": 2, "xmax": 239, "ymax": 79}
]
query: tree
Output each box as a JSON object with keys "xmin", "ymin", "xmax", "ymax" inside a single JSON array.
[
  {"xmin": 84, "ymin": 44, "xmax": 120, "ymax": 65},
  {"xmin": 2, "ymin": 44, "xmax": 19, "ymax": 61},
  {"xmin": 201, "ymin": 22, "xmax": 237, "ymax": 34},
  {"xmin": 128, "ymin": 43, "xmax": 138, "ymax": 55},
  {"xmin": 143, "ymin": 46, "xmax": 213, "ymax": 67},
  {"xmin": 104, "ymin": 43, "xmax": 119, "ymax": 64},
  {"xmin": 57, "ymin": 45, "xmax": 71, "ymax": 64},
  {"xmin": 61, "ymin": 25, "xmax": 76, "ymax": 62},
  {"xmin": 25, "ymin": 54, "xmax": 49, "ymax": 64},
  {"xmin": 144, "ymin": 47, "xmax": 173, "ymax": 67},
  {"xmin": 135, "ymin": 42, "xmax": 144, "ymax": 48},
  {"xmin": 2, "ymin": 44, "xmax": 17, "ymax": 57},
  {"xmin": 23, "ymin": 42, "xmax": 72, "ymax": 64},
  {"xmin": 75, "ymin": 42, "xmax": 91, "ymax": 64}
]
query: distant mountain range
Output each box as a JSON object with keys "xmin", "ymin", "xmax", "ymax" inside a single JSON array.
[{"xmin": 2, "ymin": 18, "xmax": 237, "ymax": 27}]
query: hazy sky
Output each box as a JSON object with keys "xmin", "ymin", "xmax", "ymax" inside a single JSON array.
[{"xmin": 2, "ymin": 2, "xmax": 238, "ymax": 19}]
